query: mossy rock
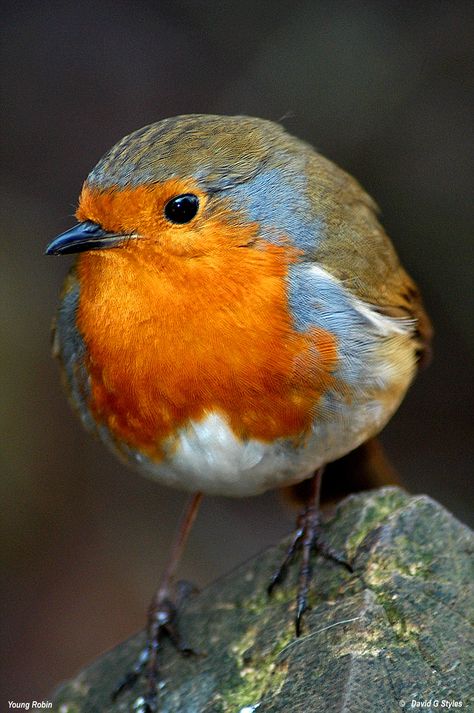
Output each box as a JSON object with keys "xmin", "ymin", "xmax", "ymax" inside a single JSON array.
[{"xmin": 52, "ymin": 488, "xmax": 473, "ymax": 712}]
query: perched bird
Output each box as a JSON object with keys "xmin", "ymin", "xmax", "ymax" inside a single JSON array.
[{"xmin": 46, "ymin": 114, "xmax": 431, "ymax": 711}]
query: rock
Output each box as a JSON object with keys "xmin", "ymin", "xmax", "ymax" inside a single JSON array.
[{"xmin": 52, "ymin": 488, "xmax": 473, "ymax": 712}]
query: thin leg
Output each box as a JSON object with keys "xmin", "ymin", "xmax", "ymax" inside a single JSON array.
[
  {"xmin": 267, "ymin": 511, "xmax": 304, "ymax": 594},
  {"xmin": 269, "ymin": 467, "xmax": 352, "ymax": 636},
  {"xmin": 296, "ymin": 489, "xmax": 317, "ymax": 635},
  {"xmin": 145, "ymin": 492, "xmax": 203, "ymax": 703},
  {"xmin": 152, "ymin": 492, "xmax": 204, "ymax": 603},
  {"xmin": 112, "ymin": 492, "xmax": 203, "ymax": 711}
]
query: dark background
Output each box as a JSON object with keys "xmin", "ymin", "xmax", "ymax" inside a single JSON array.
[{"xmin": 1, "ymin": 0, "xmax": 473, "ymax": 704}]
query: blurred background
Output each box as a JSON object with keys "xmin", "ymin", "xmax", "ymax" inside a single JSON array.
[{"xmin": 1, "ymin": 0, "xmax": 473, "ymax": 704}]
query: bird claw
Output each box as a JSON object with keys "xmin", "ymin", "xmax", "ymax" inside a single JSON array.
[
  {"xmin": 268, "ymin": 505, "xmax": 352, "ymax": 635},
  {"xmin": 315, "ymin": 538, "xmax": 353, "ymax": 573},
  {"xmin": 111, "ymin": 648, "xmax": 149, "ymax": 702},
  {"xmin": 111, "ymin": 581, "xmax": 199, "ymax": 708}
]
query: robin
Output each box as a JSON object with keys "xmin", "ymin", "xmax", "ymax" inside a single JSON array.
[{"xmin": 46, "ymin": 114, "xmax": 431, "ymax": 711}]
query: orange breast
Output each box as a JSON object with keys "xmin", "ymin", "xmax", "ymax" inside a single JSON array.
[{"xmin": 75, "ymin": 190, "xmax": 338, "ymax": 459}]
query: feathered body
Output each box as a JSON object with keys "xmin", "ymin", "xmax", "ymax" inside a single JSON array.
[{"xmin": 52, "ymin": 115, "xmax": 431, "ymax": 496}]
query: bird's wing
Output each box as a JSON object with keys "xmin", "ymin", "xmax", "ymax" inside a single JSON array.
[{"xmin": 304, "ymin": 150, "xmax": 433, "ymax": 369}]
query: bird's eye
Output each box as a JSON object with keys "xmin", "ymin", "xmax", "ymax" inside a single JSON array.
[{"xmin": 164, "ymin": 194, "xmax": 199, "ymax": 224}]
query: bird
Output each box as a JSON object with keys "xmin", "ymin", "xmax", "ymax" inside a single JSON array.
[{"xmin": 46, "ymin": 114, "xmax": 431, "ymax": 711}]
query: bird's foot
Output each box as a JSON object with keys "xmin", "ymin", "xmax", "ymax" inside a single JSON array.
[
  {"xmin": 111, "ymin": 580, "xmax": 198, "ymax": 712},
  {"xmin": 268, "ymin": 504, "xmax": 352, "ymax": 636}
]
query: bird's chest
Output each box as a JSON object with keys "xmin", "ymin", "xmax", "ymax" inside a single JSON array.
[{"xmin": 61, "ymin": 253, "xmax": 338, "ymax": 465}]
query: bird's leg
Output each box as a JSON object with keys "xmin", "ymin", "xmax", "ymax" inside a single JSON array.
[
  {"xmin": 268, "ymin": 467, "xmax": 352, "ymax": 635},
  {"xmin": 267, "ymin": 511, "xmax": 305, "ymax": 593},
  {"xmin": 112, "ymin": 492, "xmax": 203, "ymax": 712}
]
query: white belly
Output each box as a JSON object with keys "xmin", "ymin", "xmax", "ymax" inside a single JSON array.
[{"xmin": 126, "ymin": 380, "xmax": 409, "ymax": 496}]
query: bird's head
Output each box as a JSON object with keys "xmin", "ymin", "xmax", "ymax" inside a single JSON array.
[{"xmin": 45, "ymin": 114, "xmax": 325, "ymax": 262}]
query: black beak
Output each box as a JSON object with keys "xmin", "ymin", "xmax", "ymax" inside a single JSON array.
[{"xmin": 45, "ymin": 220, "xmax": 133, "ymax": 255}]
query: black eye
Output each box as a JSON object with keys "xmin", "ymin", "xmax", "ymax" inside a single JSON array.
[{"xmin": 164, "ymin": 194, "xmax": 199, "ymax": 224}]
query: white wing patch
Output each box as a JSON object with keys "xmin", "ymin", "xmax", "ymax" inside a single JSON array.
[
  {"xmin": 349, "ymin": 298, "xmax": 414, "ymax": 336},
  {"xmin": 308, "ymin": 264, "xmax": 414, "ymax": 336}
]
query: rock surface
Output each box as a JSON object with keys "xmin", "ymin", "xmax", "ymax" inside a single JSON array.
[{"xmin": 52, "ymin": 488, "xmax": 473, "ymax": 712}]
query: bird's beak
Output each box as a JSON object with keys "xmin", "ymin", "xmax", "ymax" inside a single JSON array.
[{"xmin": 45, "ymin": 220, "xmax": 135, "ymax": 255}]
